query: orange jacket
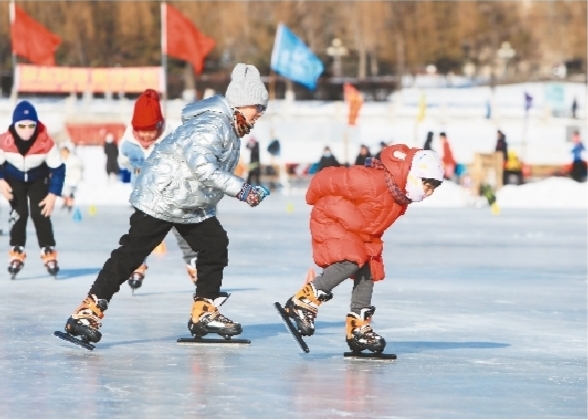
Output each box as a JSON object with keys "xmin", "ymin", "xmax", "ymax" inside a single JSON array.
[{"xmin": 306, "ymin": 144, "xmax": 419, "ymax": 280}]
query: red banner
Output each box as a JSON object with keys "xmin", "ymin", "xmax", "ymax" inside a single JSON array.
[
  {"xmin": 16, "ymin": 65, "xmax": 164, "ymax": 93},
  {"xmin": 65, "ymin": 123, "xmax": 126, "ymax": 146}
]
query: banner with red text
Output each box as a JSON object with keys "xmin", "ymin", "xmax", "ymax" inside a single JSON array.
[{"xmin": 15, "ymin": 65, "xmax": 165, "ymax": 93}]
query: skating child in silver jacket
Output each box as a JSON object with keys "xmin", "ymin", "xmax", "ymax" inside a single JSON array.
[{"xmin": 60, "ymin": 63, "xmax": 270, "ymax": 347}]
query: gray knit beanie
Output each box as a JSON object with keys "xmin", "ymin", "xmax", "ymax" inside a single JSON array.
[{"xmin": 225, "ymin": 63, "xmax": 269, "ymax": 109}]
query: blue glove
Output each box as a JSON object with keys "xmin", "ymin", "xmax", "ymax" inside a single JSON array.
[{"xmin": 237, "ymin": 184, "xmax": 270, "ymax": 207}]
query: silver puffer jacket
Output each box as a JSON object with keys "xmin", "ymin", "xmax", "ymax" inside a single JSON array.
[{"xmin": 130, "ymin": 95, "xmax": 245, "ymax": 223}]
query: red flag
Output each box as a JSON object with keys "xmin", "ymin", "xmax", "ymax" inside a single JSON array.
[
  {"xmin": 343, "ymin": 83, "xmax": 363, "ymax": 126},
  {"xmin": 10, "ymin": 4, "xmax": 61, "ymax": 66},
  {"xmin": 163, "ymin": 3, "xmax": 215, "ymax": 75}
]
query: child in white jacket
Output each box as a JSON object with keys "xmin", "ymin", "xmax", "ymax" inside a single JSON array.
[{"xmin": 117, "ymin": 89, "xmax": 199, "ymax": 289}]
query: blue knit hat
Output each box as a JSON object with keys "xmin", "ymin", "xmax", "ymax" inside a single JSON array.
[{"xmin": 12, "ymin": 101, "xmax": 38, "ymax": 125}]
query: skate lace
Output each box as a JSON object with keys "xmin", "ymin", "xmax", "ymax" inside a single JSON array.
[
  {"xmin": 46, "ymin": 260, "xmax": 58, "ymax": 269},
  {"xmin": 356, "ymin": 325, "xmax": 380, "ymax": 343},
  {"xmin": 213, "ymin": 311, "xmax": 234, "ymax": 324},
  {"xmin": 289, "ymin": 297, "xmax": 318, "ymax": 326},
  {"xmin": 298, "ymin": 307, "xmax": 316, "ymax": 324}
]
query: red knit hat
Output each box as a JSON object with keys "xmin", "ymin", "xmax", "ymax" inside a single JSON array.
[{"xmin": 132, "ymin": 89, "xmax": 164, "ymax": 131}]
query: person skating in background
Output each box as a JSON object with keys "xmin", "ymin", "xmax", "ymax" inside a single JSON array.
[
  {"xmin": 118, "ymin": 88, "xmax": 199, "ymax": 288},
  {"xmin": 60, "ymin": 145, "xmax": 83, "ymax": 212},
  {"xmin": 278, "ymin": 145, "xmax": 444, "ymax": 353},
  {"xmin": 423, "ymin": 131, "xmax": 434, "ymax": 151},
  {"xmin": 103, "ymin": 132, "xmax": 120, "ymax": 183},
  {"xmin": 570, "ymin": 131, "xmax": 586, "ymax": 183},
  {"xmin": 354, "ymin": 144, "xmax": 372, "ymax": 166},
  {"xmin": 318, "ymin": 146, "xmax": 340, "ymax": 171},
  {"xmin": 62, "ymin": 63, "xmax": 270, "ymax": 346},
  {"xmin": 495, "ymin": 130, "xmax": 508, "ymax": 163},
  {"xmin": 246, "ymin": 137, "xmax": 261, "ymax": 186},
  {"xmin": 374, "ymin": 141, "xmax": 387, "ymax": 160},
  {"xmin": 495, "ymin": 130, "xmax": 509, "ymax": 185},
  {"xmin": 439, "ymin": 132, "xmax": 456, "ymax": 181},
  {"xmin": 0, "ymin": 100, "xmax": 65, "ymax": 278}
]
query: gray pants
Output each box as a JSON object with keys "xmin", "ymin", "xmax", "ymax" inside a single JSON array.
[
  {"xmin": 171, "ymin": 227, "xmax": 198, "ymax": 265},
  {"xmin": 312, "ymin": 261, "xmax": 374, "ymax": 314}
]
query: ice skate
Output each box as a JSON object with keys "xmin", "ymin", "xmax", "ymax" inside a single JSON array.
[
  {"xmin": 8, "ymin": 246, "xmax": 26, "ymax": 280},
  {"xmin": 41, "ymin": 246, "xmax": 59, "ymax": 277},
  {"xmin": 345, "ymin": 307, "xmax": 387, "ymax": 354},
  {"xmin": 128, "ymin": 263, "xmax": 147, "ymax": 293},
  {"xmin": 186, "ymin": 293, "xmax": 243, "ymax": 339},
  {"xmin": 283, "ymin": 282, "xmax": 333, "ymax": 336},
  {"xmin": 56, "ymin": 294, "xmax": 109, "ymax": 350}
]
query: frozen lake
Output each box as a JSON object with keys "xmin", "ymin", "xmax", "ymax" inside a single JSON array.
[{"xmin": 0, "ymin": 194, "xmax": 586, "ymax": 418}]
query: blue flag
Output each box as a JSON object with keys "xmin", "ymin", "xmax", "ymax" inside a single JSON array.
[{"xmin": 270, "ymin": 24, "xmax": 324, "ymax": 90}]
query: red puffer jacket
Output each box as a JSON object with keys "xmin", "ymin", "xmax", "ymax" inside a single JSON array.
[{"xmin": 306, "ymin": 144, "xmax": 419, "ymax": 280}]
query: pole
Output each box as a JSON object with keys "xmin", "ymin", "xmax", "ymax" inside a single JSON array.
[
  {"xmin": 343, "ymin": 126, "xmax": 349, "ymax": 166},
  {"xmin": 160, "ymin": 1, "xmax": 168, "ymax": 118},
  {"xmin": 269, "ymin": 69, "xmax": 276, "ymax": 101},
  {"xmin": 9, "ymin": 1, "xmax": 17, "ymax": 103}
]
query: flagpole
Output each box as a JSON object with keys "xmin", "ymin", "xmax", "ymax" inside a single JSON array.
[
  {"xmin": 160, "ymin": 1, "xmax": 168, "ymax": 118},
  {"xmin": 269, "ymin": 69, "xmax": 276, "ymax": 101},
  {"xmin": 9, "ymin": 1, "xmax": 17, "ymax": 103}
]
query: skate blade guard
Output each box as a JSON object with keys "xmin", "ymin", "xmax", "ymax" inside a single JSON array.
[
  {"xmin": 274, "ymin": 302, "xmax": 310, "ymax": 354},
  {"xmin": 54, "ymin": 331, "xmax": 95, "ymax": 351},
  {"xmin": 343, "ymin": 351, "xmax": 397, "ymax": 360}
]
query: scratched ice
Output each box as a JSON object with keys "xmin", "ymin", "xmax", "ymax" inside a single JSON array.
[{"xmin": 0, "ymin": 194, "xmax": 585, "ymax": 418}]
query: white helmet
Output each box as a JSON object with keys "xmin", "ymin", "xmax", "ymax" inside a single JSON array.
[
  {"xmin": 405, "ymin": 150, "xmax": 444, "ymax": 202},
  {"xmin": 409, "ymin": 150, "xmax": 444, "ymax": 182}
]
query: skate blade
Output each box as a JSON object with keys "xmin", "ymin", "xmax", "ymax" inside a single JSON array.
[
  {"xmin": 274, "ymin": 302, "xmax": 310, "ymax": 353},
  {"xmin": 177, "ymin": 337, "xmax": 250, "ymax": 345},
  {"xmin": 343, "ymin": 351, "xmax": 396, "ymax": 360},
  {"xmin": 54, "ymin": 331, "xmax": 95, "ymax": 351}
]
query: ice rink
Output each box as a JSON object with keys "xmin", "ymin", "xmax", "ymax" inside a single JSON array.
[{"xmin": 0, "ymin": 194, "xmax": 586, "ymax": 418}]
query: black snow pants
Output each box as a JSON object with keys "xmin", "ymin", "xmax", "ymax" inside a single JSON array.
[
  {"xmin": 88, "ymin": 209, "xmax": 228, "ymax": 301},
  {"xmin": 8, "ymin": 176, "xmax": 56, "ymax": 248}
]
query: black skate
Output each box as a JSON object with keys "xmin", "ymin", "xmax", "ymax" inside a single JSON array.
[
  {"xmin": 8, "ymin": 260, "xmax": 24, "ymax": 280},
  {"xmin": 284, "ymin": 283, "xmax": 333, "ymax": 337},
  {"xmin": 344, "ymin": 307, "xmax": 396, "ymax": 360},
  {"xmin": 274, "ymin": 301, "xmax": 310, "ymax": 353},
  {"xmin": 128, "ymin": 264, "xmax": 147, "ymax": 294},
  {"xmin": 55, "ymin": 295, "xmax": 108, "ymax": 351},
  {"xmin": 8, "ymin": 246, "xmax": 26, "ymax": 280},
  {"xmin": 41, "ymin": 247, "xmax": 59, "ymax": 278},
  {"xmin": 178, "ymin": 293, "xmax": 250, "ymax": 345}
]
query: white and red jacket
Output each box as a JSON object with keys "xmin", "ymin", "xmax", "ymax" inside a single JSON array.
[{"xmin": 0, "ymin": 122, "xmax": 65, "ymax": 196}]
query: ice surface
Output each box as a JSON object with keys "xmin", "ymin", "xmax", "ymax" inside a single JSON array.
[{"xmin": 0, "ymin": 193, "xmax": 585, "ymax": 418}]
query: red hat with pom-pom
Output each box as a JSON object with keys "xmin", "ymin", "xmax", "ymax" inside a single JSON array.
[{"xmin": 132, "ymin": 89, "xmax": 164, "ymax": 131}]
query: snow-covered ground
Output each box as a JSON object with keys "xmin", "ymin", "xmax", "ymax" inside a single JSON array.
[
  {"xmin": 56, "ymin": 145, "xmax": 587, "ymax": 210},
  {"xmin": 0, "ymin": 81, "xmax": 586, "ymax": 168}
]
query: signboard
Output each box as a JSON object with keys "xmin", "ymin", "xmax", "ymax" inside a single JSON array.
[
  {"xmin": 16, "ymin": 65, "xmax": 165, "ymax": 93},
  {"xmin": 65, "ymin": 123, "xmax": 126, "ymax": 145}
]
